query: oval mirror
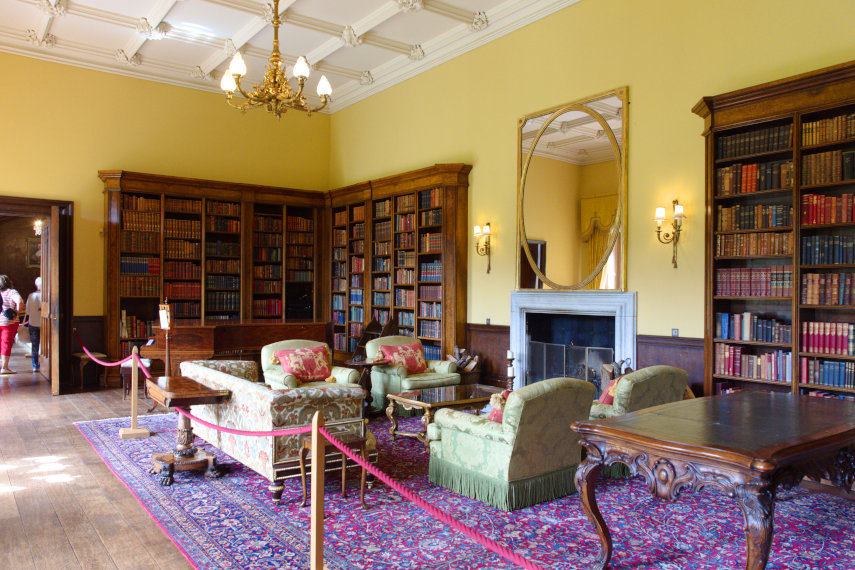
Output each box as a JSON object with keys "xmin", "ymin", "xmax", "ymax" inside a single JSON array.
[{"xmin": 518, "ymin": 87, "xmax": 627, "ymax": 290}]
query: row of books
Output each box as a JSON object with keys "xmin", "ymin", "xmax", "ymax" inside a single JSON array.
[
  {"xmin": 398, "ymin": 328, "xmax": 415, "ymax": 338},
  {"xmin": 420, "ymin": 261, "xmax": 442, "ymax": 281},
  {"xmin": 351, "ymin": 222, "xmax": 365, "ymax": 239},
  {"xmin": 714, "ymin": 266, "xmax": 793, "ymax": 297},
  {"xmin": 714, "ymin": 312, "xmax": 792, "ymax": 343},
  {"xmin": 351, "ymin": 240, "xmax": 365, "ymax": 255},
  {"xmin": 800, "ymin": 358, "xmax": 855, "ymax": 389},
  {"xmin": 398, "ymin": 310, "xmax": 415, "ymax": 327},
  {"xmin": 419, "ymin": 301, "xmax": 442, "ymax": 318},
  {"xmin": 254, "ymin": 264, "xmax": 282, "ymax": 279},
  {"xmin": 351, "ymin": 205, "xmax": 365, "ymax": 222},
  {"xmin": 372, "ymin": 308, "xmax": 391, "ymax": 325},
  {"xmin": 419, "ymin": 320, "xmax": 441, "ymax": 339},
  {"xmin": 254, "ymin": 216, "xmax": 282, "ymax": 232},
  {"xmin": 419, "ymin": 188, "xmax": 443, "ymax": 209},
  {"xmin": 374, "ymin": 199, "xmax": 391, "ymax": 218},
  {"xmin": 333, "ymin": 229, "xmax": 346, "ymax": 246},
  {"xmin": 253, "ymin": 281, "xmax": 282, "ymax": 294},
  {"xmin": 714, "ymin": 160, "xmax": 793, "ymax": 196},
  {"xmin": 374, "ymin": 241, "xmax": 391, "ymax": 256},
  {"xmin": 351, "ymin": 275, "xmax": 364, "ymax": 287},
  {"xmin": 254, "ymin": 248, "xmax": 282, "ymax": 262},
  {"xmin": 165, "ymin": 219, "xmax": 201, "ymax": 239},
  {"xmin": 332, "ymin": 278, "xmax": 346, "ymax": 293},
  {"xmin": 122, "ymin": 211, "xmax": 160, "ymax": 232},
  {"xmin": 206, "ymin": 275, "xmax": 240, "ymax": 289},
  {"xmin": 332, "ymin": 261, "xmax": 345, "ymax": 277},
  {"xmin": 205, "ymin": 291, "xmax": 240, "ymax": 311},
  {"xmin": 801, "ymin": 321, "xmax": 855, "ymax": 355},
  {"xmin": 349, "ymin": 316, "xmax": 363, "ymax": 335},
  {"xmin": 332, "ymin": 294, "xmax": 346, "ymax": 310},
  {"xmin": 333, "ymin": 210, "xmax": 348, "ymax": 226},
  {"xmin": 286, "ymin": 245, "xmax": 312, "ymax": 258},
  {"xmin": 206, "ymin": 217, "xmax": 239, "ymax": 233},
  {"xmin": 715, "ymin": 203, "xmax": 792, "ymax": 231},
  {"xmin": 420, "ymin": 233, "xmax": 442, "ymax": 253},
  {"xmin": 205, "ymin": 241, "xmax": 240, "ymax": 257},
  {"xmin": 396, "ymin": 268, "xmax": 415, "ymax": 284},
  {"xmin": 351, "ymin": 257, "xmax": 364, "ymax": 272},
  {"xmin": 122, "ymin": 194, "xmax": 160, "ymax": 212},
  {"xmin": 805, "ymin": 390, "xmax": 855, "ymax": 401},
  {"xmin": 395, "ymin": 233, "xmax": 415, "ymax": 249},
  {"xmin": 373, "ymin": 276, "xmax": 390, "ymax": 290},
  {"xmin": 373, "ymin": 292, "xmax": 391, "ymax": 306},
  {"xmin": 374, "ymin": 220, "xmax": 392, "ymax": 241},
  {"xmin": 120, "ymin": 341, "xmax": 147, "ymax": 358},
  {"xmin": 206, "ymin": 201, "xmax": 239, "ymax": 217},
  {"xmin": 120, "ymin": 256, "xmax": 160, "ymax": 275},
  {"xmin": 285, "ymin": 215, "xmax": 312, "ymax": 232},
  {"xmin": 801, "ymin": 149, "xmax": 855, "ymax": 185},
  {"xmin": 207, "ymin": 259, "xmax": 240, "ymax": 273},
  {"xmin": 395, "ymin": 288, "xmax": 415, "ymax": 308},
  {"xmin": 164, "ymin": 281, "xmax": 201, "ymax": 298},
  {"xmin": 119, "ymin": 312, "xmax": 156, "ymax": 339},
  {"xmin": 395, "ymin": 213, "xmax": 415, "ymax": 231},
  {"xmin": 172, "ymin": 301, "xmax": 200, "ymax": 317},
  {"xmin": 120, "ymin": 232, "xmax": 159, "ymax": 254},
  {"xmin": 801, "ymin": 193, "xmax": 855, "ymax": 225},
  {"xmin": 801, "ymin": 235, "xmax": 855, "ymax": 265},
  {"xmin": 120, "ymin": 275, "xmax": 159, "ymax": 297},
  {"xmin": 287, "ymin": 271, "xmax": 313, "ymax": 283},
  {"xmin": 419, "ymin": 284, "xmax": 442, "ymax": 300},
  {"xmin": 801, "ymin": 272, "xmax": 855, "ymax": 305},
  {"xmin": 165, "ymin": 197, "xmax": 201, "ymax": 213},
  {"xmin": 396, "ymin": 194, "xmax": 416, "ymax": 213},
  {"xmin": 285, "ymin": 258, "xmax": 312, "ymax": 270},
  {"xmin": 333, "ymin": 333, "xmax": 347, "ymax": 351},
  {"xmin": 396, "ymin": 251, "xmax": 416, "ymax": 267},
  {"xmin": 802, "ymin": 112, "xmax": 855, "ymax": 146},
  {"xmin": 423, "ymin": 344, "xmax": 443, "ymax": 360},
  {"xmin": 373, "ymin": 257, "xmax": 391, "ymax": 271},
  {"xmin": 253, "ymin": 233, "xmax": 282, "ymax": 247},
  {"xmin": 332, "ymin": 310, "xmax": 346, "ymax": 325},
  {"xmin": 420, "ymin": 209, "xmax": 442, "ymax": 226},
  {"xmin": 716, "ymin": 124, "xmax": 792, "ymax": 159},
  {"xmin": 713, "ymin": 344, "xmax": 792, "ymax": 383},
  {"xmin": 333, "ymin": 247, "xmax": 346, "ymax": 261},
  {"xmin": 715, "ymin": 232, "xmax": 792, "ymax": 257},
  {"xmin": 286, "ymin": 232, "xmax": 313, "ymax": 245},
  {"xmin": 164, "ymin": 261, "xmax": 200, "ymax": 280},
  {"xmin": 252, "ymin": 299, "xmax": 282, "ymax": 317},
  {"xmin": 349, "ymin": 288, "xmax": 364, "ymax": 305},
  {"xmin": 165, "ymin": 239, "xmax": 201, "ymax": 259}
]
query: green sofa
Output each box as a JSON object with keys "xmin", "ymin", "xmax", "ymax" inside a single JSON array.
[
  {"xmin": 366, "ymin": 335, "xmax": 459, "ymax": 412},
  {"xmin": 427, "ymin": 377, "xmax": 594, "ymax": 511},
  {"xmin": 589, "ymin": 364, "xmax": 688, "ymax": 420},
  {"xmin": 260, "ymin": 339, "xmax": 359, "ymax": 389}
]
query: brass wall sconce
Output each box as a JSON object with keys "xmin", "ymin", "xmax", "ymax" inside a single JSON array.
[
  {"xmin": 473, "ymin": 223, "xmax": 492, "ymax": 273},
  {"xmin": 654, "ymin": 200, "xmax": 685, "ymax": 268}
]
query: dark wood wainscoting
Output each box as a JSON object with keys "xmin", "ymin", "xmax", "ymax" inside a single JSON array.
[
  {"xmin": 72, "ymin": 316, "xmax": 109, "ymax": 387},
  {"xmin": 466, "ymin": 324, "xmax": 704, "ymax": 394}
]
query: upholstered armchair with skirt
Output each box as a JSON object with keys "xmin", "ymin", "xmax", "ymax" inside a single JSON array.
[
  {"xmin": 260, "ymin": 339, "xmax": 359, "ymax": 389},
  {"xmin": 365, "ymin": 335, "xmax": 460, "ymax": 412},
  {"xmin": 427, "ymin": 377, "xmax": 595, "ymax": 511},
  {"xmin": 589, "ymin": 364, "xmax": 689, "ymax": 420}
]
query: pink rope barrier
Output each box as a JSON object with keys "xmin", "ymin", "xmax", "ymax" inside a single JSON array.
[
  {"xmin": 174, "ymin": 406, "xmax": 311, "ymax": 438},
  {"xmin": 73, "ymin": 329, "xmax": 153, "ymax": 378},
  {"xmin": 318, "ymin": 426, "xmax": 546, "ymax": 570}
]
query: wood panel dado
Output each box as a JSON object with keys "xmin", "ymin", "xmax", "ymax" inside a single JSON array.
[{"xmin": 466, "ymin": 324, "xmax": 704, "ymax": 394}]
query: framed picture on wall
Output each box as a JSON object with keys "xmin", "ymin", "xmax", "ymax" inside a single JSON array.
[{"xmin": 26, "ymin": 238, "xmax": 41, "ymax": 268}]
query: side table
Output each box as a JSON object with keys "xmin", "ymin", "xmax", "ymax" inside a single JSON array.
[
  {"xmin": 343, "ymin": 357, "xmax": 387, "ymax": 409},
  {"xmin": 298, "ymin": 432, "xmax": 368, "ymax": 509}
]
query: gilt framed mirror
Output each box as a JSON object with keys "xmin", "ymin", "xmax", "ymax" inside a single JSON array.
[{"xmin": 517, "ymin": 87, "xmax": 627, "ymax": 290}]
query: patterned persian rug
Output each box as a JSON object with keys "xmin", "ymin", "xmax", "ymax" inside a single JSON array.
[{"xmin": 76, "ymin": 413, "xmax": 855, "ymax": 569}]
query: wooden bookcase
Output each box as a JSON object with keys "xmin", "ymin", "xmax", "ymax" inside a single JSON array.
[
  {"xmin": 695, "ymin": 60, "xmax": 855, "ymax": 400},
  {"xmin": 329, "ymin": 164, "xmax": 470, "ymax": 362},
  {"xmin": 101, "ymin": 171, "xmax": 325, "ymax": 360}
]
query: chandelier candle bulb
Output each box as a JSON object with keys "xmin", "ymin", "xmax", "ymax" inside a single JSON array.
[
  {"xmin": 228, "ymin": 52, "xmax": 246, "ymax": 76},
  {"xmin": 293, "ymin": 56, "xmax": 310, "ymax": 78},
  {"xmin": 317, "ymin": 75, "xmax": 332, "ymax": 97}
]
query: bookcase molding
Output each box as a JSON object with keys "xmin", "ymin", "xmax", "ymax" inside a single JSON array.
[{"xmin": 695, "ymin": 59, "xmax": 855, "ymax": 399}]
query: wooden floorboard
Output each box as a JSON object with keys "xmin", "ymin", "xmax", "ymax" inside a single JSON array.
[{"xmin": 0, "ymin": 347, "xmax": 191, "ymax": 569}]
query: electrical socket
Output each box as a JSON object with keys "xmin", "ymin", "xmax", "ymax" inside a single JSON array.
[
  {"xmin": 486, "ymin": 318, "xmax": 491, "ymax": 325},
  {"xmin": 671, "ymin": 328, "xmax": 679, "ymax": 337}
]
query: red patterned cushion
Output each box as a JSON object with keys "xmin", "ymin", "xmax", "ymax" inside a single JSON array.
[
  {"xmin": 274, "ymin": 345, "xmax": 331, "ymax": 382},
  {"xmin": 380, "ymin": 342, "xmax": 427, "ymax": 374},
  {"xmin": 598, "ymin": 376, "xmax": 623, "ymax": 405}
]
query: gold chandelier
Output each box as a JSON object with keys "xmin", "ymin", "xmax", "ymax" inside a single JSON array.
[{"xmin": 219, "ymin": 0, "xmax": 331, "ymax": 118}]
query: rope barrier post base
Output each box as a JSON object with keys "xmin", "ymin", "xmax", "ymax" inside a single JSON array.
[
  {"xmin": 120, "ymin": 347, "xmax": 150, "ymax": 440},
  {"xmin": 310, "ymin": 411, "xmax": 326, "ymax": 570}
]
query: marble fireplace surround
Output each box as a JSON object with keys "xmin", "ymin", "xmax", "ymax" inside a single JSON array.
[{"xmin": 509, "ymin": 290, "xmax": 637, "ymax": 390}]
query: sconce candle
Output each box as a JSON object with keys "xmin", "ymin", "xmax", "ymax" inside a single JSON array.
[
  {"xmin": 473, "ymin": 222, "xmax": 492, "ymax": 274},
  {"xmin": 654, "ymin": 199, "xmax": 685, "ymax": 268}
]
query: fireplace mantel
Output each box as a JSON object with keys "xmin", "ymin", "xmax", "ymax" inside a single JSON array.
[{"xmin": 510, "ymin": 291, "xmax": 637, "ymax": 390}]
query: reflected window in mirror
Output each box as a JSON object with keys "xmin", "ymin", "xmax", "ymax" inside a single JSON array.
[{"xmin": 517, "ymin": 87, "xmax": 627, "ymax": 290}]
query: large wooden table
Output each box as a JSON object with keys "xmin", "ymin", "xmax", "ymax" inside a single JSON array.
[
  {"xmin": 146, "ymin": 375, "xmax": 230, "ymax": 486},
  {"xmin": 571, "ymin": 391, "xmax": 855, "ymax": 570}
]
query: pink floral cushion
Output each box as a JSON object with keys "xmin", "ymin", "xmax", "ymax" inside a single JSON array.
[
  {"xmin": 380, "ymin": 342, "xmax": 427, "ymax": 374},
  {"xmin": 274, "ymin": 345, "xmax": 331, "ymax": 382},
  {"xmin": 598, "ymin": 376, "xmax": 623, "ymax": 405}
]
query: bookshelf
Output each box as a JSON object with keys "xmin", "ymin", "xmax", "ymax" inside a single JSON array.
[
  {"xmin": 102, "ymin": 171, "xmax": 325, "ymax": 363},
  {"xmin": 695, "ymin": 60, "xmax": 855, "ymax": 400},
  {"xmin": 329, "ymin": 164, "xmax": 470, "ymax": 362}
]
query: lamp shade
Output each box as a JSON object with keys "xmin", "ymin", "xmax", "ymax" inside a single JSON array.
[
  {"xmin": 473, "ymin": 225, "xmax": 482, "ymax": 236},
  {"xmin": 654, "ymin": 207, "xmax": 666, "ymax": 221},
  {"xmin": 673, "ymin": 204, "xmax": 685, "ymax": 219}
]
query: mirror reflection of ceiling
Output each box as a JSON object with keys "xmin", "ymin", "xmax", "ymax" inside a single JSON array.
[
  {"xmin": 520, "ymin": 95, "xmax": 623, "ymax": 166},
  {"xmin": 0, "ymin": 0, "xmax": 578, "ymax": 113}
]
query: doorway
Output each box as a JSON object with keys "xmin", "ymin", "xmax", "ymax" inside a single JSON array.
[{"xmin": 0, "ymin": 197, "xmax": 74, "ymax": 395}]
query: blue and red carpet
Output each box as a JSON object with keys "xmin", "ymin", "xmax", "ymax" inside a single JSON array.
[{"xmin": 76, "ymin": 413, "xmax": 855, "ymax": 569}]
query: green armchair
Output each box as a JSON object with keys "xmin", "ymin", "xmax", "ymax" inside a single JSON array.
[
  {"xmin": 260, "ymin": 339, "xmax": 359, "ymax": 389},
  {"xmin": 589, "ymin": 365, "xmax": 688, "ymax": 420},
  {"xmin": 428, "ymin": 377, "xmax": 594, "ymax": 511},
  {"xmin": 366, "ymin": 335, "xmax": 460, "ymax": 412}
]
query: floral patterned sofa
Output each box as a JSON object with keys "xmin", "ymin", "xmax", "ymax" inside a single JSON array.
[{"xmin": 179, "ymin": 360, "xmax": 376, "ymax": 502}]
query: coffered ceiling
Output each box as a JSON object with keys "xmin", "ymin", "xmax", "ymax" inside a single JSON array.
[{"xmin": 1, "ymin": 0, "xmax": 578, "ymax": 112}]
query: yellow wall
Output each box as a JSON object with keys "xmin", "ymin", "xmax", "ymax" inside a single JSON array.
[
  {"xmin": 329, "ymin": 0, "xmax": 855, "ymax": 337},
  {"xmin": 0, "ymin": 52, "xmax": 330, "ymax": 316},
  {"xmin": 523, "ymin": 155, "xmax": 580, "ymax": 284}
]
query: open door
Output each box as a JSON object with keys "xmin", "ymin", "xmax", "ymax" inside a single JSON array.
[{"xmin": 49, "ymin": 203, "xmax": 73, "ymax": 395}]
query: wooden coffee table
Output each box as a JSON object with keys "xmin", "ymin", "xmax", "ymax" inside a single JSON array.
[
  {"xmin": 146, "ymin": 375, "xmax": 230, "ymax": 486},
  {"xmin": 386, "ymin": 384, "xmax": 503, "ymax": 444},
  {"xmin": 571, "ymin": 391, "xmax": 855, "ymax": 570}
]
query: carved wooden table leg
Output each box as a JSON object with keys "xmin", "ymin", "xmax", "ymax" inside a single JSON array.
[
  {"xmin": 575, "ymin": 455, "xmax": 611, "ymax": 570},
  {"xmin": 417, "ymin": 408, "xmax": 433, "ymax": 444},
  {"xmin": 386, "ymin": 400, "xmax": 398, "ymax": 437},
  {"xmin": 733, "ymin": 484, "xmax": 775, "ymax": 570}
]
